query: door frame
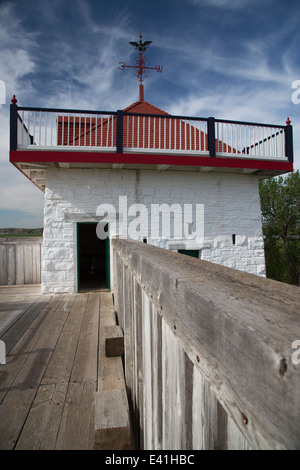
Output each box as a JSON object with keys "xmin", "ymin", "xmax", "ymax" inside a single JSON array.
[{"xmin": 76, "ymin": 222, "xmax": 110, "ymax": 292}]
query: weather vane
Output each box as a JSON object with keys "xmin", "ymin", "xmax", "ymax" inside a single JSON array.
[{"xmin": 119, "ymin": 33, "xmax": 163, "ymax": 101}]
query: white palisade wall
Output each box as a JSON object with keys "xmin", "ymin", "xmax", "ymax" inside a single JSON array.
[{"xmin": 42, "ymin": 169, "xmax": 265, "ymax": 294}]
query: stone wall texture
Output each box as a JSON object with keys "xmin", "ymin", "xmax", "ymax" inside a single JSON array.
[{"xmin": 42, "ymin": 168, "xmax": 265, "ymax": 294}]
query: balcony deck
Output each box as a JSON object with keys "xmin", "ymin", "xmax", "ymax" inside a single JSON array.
[
  {"xmin": 0, "ymin": 285, "xmax": 98, "ymax": 449},
  {"xmin": 10, "ymin": 103, "xmax": 293, "ymax": 191},
  {"xmin": 0, "ymin": 285, "xmax": 115, "ymax": 450}
]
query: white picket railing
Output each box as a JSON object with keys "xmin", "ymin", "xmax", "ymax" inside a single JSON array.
[
  {"xmin": 123, "ymin": 114, "xmax": 208, "ymax": 154},
  {"xmin": 17, "ymin": 109, "xmax": 116, "ymax": 151},
  {"xmin": 15, "ymin": 107, "xmax": 289, "ymax": 161},
  {"xmin": 215, "ymin": 120, "xmax": 286, "ymax": 159}
]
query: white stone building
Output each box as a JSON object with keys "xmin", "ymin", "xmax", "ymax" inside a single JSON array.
[{"xmin": 9, "ymin": 94, "xmax": 293, "ymax": 294}]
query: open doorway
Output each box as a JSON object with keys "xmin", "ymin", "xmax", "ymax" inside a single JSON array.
[
  {"xmin": 77, "ymin": 223, "xmax": 110, "ymax": 292},
  {"xmin": 178, "ymin": 249, "xmax": 200, "ymax": 258}
]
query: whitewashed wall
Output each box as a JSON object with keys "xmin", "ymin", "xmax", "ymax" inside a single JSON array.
[{"xmin": 42, "ymin": 168, "xmax": 265, "ymax": 294}]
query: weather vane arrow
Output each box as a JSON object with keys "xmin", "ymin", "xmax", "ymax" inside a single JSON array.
[{"xmin": 119, "ymin": 33, "xmax": 163, "ymax": 101}]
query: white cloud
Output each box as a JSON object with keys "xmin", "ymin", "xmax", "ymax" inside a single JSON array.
[
  {"xmin": 167, "ymin": 83, "xmax": 285, "ymax": 122},
  {"xmin": 0, "ymin": 3, "xmax": 37, "ymax": 99},
  {"xmin": 0, "ymin": 176, "xmax": 44, "ymax": 215}
]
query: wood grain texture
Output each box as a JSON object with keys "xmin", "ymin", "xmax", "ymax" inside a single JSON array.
[
  {"xmin": 0, "ymin": 238, "xmax": 42, "ymax": 286},
  {"xmin": 112, "ymin": 238, "xmax": 300, "ymax": 450},
  {"xmin": 0, "ymin": 287, "xmax": 106, "ymax": 450}
]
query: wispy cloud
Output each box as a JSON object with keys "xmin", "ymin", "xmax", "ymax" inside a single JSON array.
[
  {"xmin": 0, "ymin": 3, "xmax": 37, "ymax": 99},
  {"xmin": 0, "ymin": 0, "xmax": 299, "ymax": 227},
  {"xmin": 187, "ymin": 0, "xmax": 253, "ymax": 8},
  {"xmin": 167, "ymin": 83, "xmax": 290, "ymax": 123},
  {"xmin": 0, "ymin": 1, "xmax": 137, "ymax": 109}
]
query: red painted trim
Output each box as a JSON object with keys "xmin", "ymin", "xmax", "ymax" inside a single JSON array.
[{"xmin": 10, "ymin": 150, "xmax": 293, "ymax": 172}]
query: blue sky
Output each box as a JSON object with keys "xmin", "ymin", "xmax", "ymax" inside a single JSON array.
[{"xmin": 0, "ymin": 0, "xmax": 299, "ymax": 228}]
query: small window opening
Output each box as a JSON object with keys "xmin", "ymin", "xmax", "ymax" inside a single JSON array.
[{"xmin": 232, "ymin": 234, "xmax": 236, "ymax": 245}]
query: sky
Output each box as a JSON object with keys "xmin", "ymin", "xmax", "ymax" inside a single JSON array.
[{"xmin": 0, "ymin": 0, "xmax": 299, "ymax": 228}]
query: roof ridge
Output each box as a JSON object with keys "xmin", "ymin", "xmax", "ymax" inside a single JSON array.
[{"xmin": 123, "ymin": 100, "xmax": 169, "ymax": 115}]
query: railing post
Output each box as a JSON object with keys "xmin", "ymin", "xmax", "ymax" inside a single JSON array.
[
  {"xmin": 10, "ymin": 95, "xmax": 18, "ymax": 151},
  {"xmin": 285, "ymin": 118, "xmax": 293, "ymax": 163},
  {"xmin": 207, "ymin": 117, "xmax": 216, "ymax": 157},
  {"xmin": 116, "ymin": 110, "xmax": 123, "ymax": 154}
]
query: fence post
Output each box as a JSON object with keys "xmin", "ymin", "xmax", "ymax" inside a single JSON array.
[
  {"xmin": 285, "ymin": 119, "xmax": 293, "ymax": 163},
  {"xmin": 116, "ymin": 110, "xmax": 123, "ymax": 154},
  {"xmin": 10, "ymin": 95, "xmax": 18, "ymax": 151},
  {"xmin": 207, "ymin": 117, "xmax": 216, "ymax": 157}
]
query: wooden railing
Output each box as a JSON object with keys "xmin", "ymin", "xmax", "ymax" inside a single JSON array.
[
  {"xmin": 112, "ymin": 238, "xmax": 300, "ymax": 450},
  {"xmin": 10, "ymin": 103, "xmax": 293, "ymax": 162}
]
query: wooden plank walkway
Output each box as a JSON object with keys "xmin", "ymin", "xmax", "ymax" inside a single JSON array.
[{"xmin": 0, "ymin": 285, "xmax": 108, "ymax": 450}]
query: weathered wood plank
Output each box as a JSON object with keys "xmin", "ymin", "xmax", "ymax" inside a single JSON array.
[
  {"xmin": 95, "ymin": 292, "xmax": 131, "ymax": 449},
  {"xmin": 0, "ymin": 245, "xmax": 7, "ymax": 285},
  {"xmin": 94, "ymin": 389, "xmax": 131, "ymax": 450},
  {"xmin": 15, "ymin": 244, "xmax": 24, "ymax": 285},
  {"xmin": 142, "ymin": 290, "xmax": 152, "ymax": 449},
  {"xmin": 0, "ymin": 238, "xmax": 42, "ymax": 245},
  {"xmin": 0, "ymin": 288, "xmax": 105, "ymax": 450},
  {"xmin": 0, "ymin": 295, "xmax": 75, "ymax": 448},
  {"xmin": 98, "ymin": 293, "xmax": 126, "ymax": 392},
  {"xmin": 0, "ymin": 386, "xmax": 37, "ymax": 450},
  {"xmin": 7, "ymin": 245, "xmax": 16, "ymax": 285},
  {"xmin": 0, "ymin": 296, "xmax": 57, "ymax": 404},
  {"xmin": 36, "ymin": 244, "xmax": 42, "ymax": 284},
  {"xmin": 23, "ymin": 245, "xmax": 33, "ymax": 285},
  {"xmin": 70, "ymin": 293, "xmax": 100, "ymax": 384},
  {"xmin": 133, "ymin": 279, "xmax": 144, "ymax": 449},
  {"xmin": 112, "ymin": 238, "xmax": 300, "ymax": 450},
  {"xmin": 150, "ymin": 303, "xmax": 162, "ymax": 450},
  {"xmin": 0, "ymin": 238, "xmax": 42, "ymax": 286},
  {"xmin": 0, "ymin": 285, "xmax": 41, "ymax": 295},
  {"xmin": 0, "ymin": 295, "xmax": 47, "ymax": 349},
  {"xmin": 105, "ymin": 325, "xmax": 124, "ymax": 357},
  {"xmin": 15, "ymin": 383, "xmax": 68, "ymax": 450},
  {"xmin": 55, "ymin": 381, "xmax": 96, "ymax": 450},
  {"xmin": 41, "ymin": 295, "xmax": 86, "ymax": 385}
]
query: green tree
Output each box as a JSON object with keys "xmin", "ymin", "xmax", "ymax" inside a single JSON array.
[{"xmin": 259, "ymin": 171, "xmax": 300, "ymax": 286}]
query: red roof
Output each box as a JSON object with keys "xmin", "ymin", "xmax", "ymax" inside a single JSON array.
[{"xmin": 57, "ymin": 100, "xmax": 235, "ymax": 153}]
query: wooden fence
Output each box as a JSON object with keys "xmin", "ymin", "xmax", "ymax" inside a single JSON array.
[
  {"xmin": 0, "ymin": 237, "xmax": 42, "ymax": 285},
  {"xmin": 112, "ymin": 238, "xmax": 300, "ymax": 450}
]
